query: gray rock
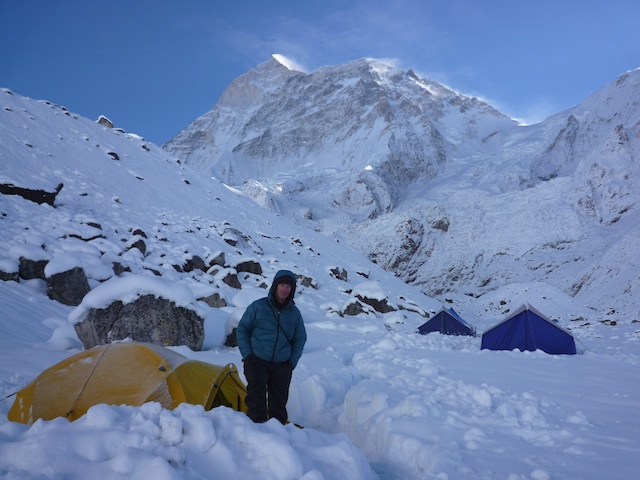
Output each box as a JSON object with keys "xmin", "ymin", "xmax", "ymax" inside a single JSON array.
[
  {"xmin": 356, "ymin": 294, "xmax": 397, "ymax": 314},
  {"xmin": 330, "ymin": 267, "xmax": 348, "ymax": 281},
  {"xmin": 234, "ymin": 259, "xmax": 263, "ymax": 275},
  {"xmin": 127, "ymin": 238, "xmax": 146, "ymax": 255},
  {"xmin": 96, "ymin": 115, "xmax": 114, "ymax": 128},
  {"xmin": 343, "ymin": 299, "xmax": 368, "ymax": 316},
  {"xmin": 224, "ymin": 328, "xmax": 237, "ymax": 347},
  {"xmin": 19, "ymin": 257, "xmax": 48, "ymax": 280},
  {"xmin": 221, "ymin": 271, "xmax": 241, "ymax": 289},
  {"xmin": 46, "ymin": 266, "xmax": 91, "ymax": 306},
  {"xmin": 199, "ymin": 292, "xmax": 227, "ymax": 308},
  {"xmin": 208, "ymin": 251, "xmax": 225, "ymax": 267},
  {"xmin": 0, "ymin": 182, "xmax": 63, "ymax": 206},
  {"xmin": 431, "ymin": 217, "xmax": 450, "ymax": 232},
  {"xmin": 0, "ymin": 258, "xmax": 19, "ymax": 282},
  {"xmin": 184, "ymin": 255, "xmax": 207, "ymax": 273},
  {"xmin": 0, "ymin": 270, "xmax": 19, "ymax": 282},
  {"xmin": 74, "ymin": 294, "xmax": 205, "ymax": 351}
]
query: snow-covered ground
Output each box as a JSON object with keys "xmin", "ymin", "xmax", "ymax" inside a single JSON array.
[{"xmin": 1, "ymin": 88, "xmax": 639, "ymax": 479}]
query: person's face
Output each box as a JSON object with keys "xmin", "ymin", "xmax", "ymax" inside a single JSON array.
[{"xmin": 275, "ymin": 282, "xmax": 292, "ymax": 302}]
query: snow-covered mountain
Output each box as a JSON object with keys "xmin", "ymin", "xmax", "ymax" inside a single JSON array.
[
  {"xmin": 2, "ymin": 78, "xmax": 639, "ymax": 479},
  {"xmin": 164, "ymin": 57, "xmax": 640, "ymax": 322},
  {"xmin": 164, "ymin": 56, "xmax": 517, "ymax": 208}
]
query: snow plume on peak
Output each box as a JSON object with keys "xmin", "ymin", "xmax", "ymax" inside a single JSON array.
[
  {"xmin": 272, "ymin": 53, "xmax": 306, "ymax": 72},
  {"xmin": 358, "ymin": 57, "xmax": 400, "ymax": 75}
]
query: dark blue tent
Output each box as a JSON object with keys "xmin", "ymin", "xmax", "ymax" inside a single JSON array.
[
  {"xmin": 418, "ymin": 308, "xmax": 476, "ymax": 336},
  {"xmin": 481, "ymin": 304, "xmax": 576, "ymax": 355}
]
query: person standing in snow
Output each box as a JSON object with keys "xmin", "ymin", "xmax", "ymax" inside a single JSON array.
[{"xmin": 236, "ymin": 269, "xmax": 307, "ymax": 424}]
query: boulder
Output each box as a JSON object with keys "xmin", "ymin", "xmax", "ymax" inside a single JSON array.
[
  {"xmin": 183, "ymin": 255, "xmax": 207, "ymax": 273},
  {"xmin": 343, "ymin": 299, "xmax": 371, "ymax": 316},
  {"xmin": 208, "ymin": 251, "xmax": 225, "ymax": 267},
  {"xmin": 234, "ymin": 259, "xmax": 262, "ymax": 275},
  {"xmin": 298, "ymin": 275, "xmax": 317, "ymax": 289},
  {"xmin": 223, "ymin": 308, "xmax": 244, "ymax": 347},
  {"xmin": 431, "ymin": 217, "xmax": 450, "ymax": 232},
  {"xmin": 199, "ymin": 292, "xmax": 227, "ymax": 308},
  {"xmin": 224, "ymin": 328, "xmax": 238, "ymax": 347},
  {"xmin": 216, "ymin": 268, "xmax": 241, "ymax": 289},
  {"xmin": 18, "ymin": 257, "xmax": 48, "ymax": 280},
  {"xmin": 222, "ymin": 272, "xmax": 241, "ymax": 289},
  {"xmin": 329, "ymin": 267, "xmax": 348, "ymax": 281},
  {"xmin": 351, "ymin": 280, "xmax": 397, "ymax": 314},
  {"xmin": 0, "ymin": 269, "xmax": 19, "ymax": 282},
  {"xmin": 0, "ymin": 182, "xmax": 63, "ymax": 207},
  {"xmin": 220, "ymin": 227, "xmax": 263, "ymax": 254},
  {"xmin": 74, "ymin": 294, "xmax": 205, "ymax": 351},
  {"xmin": 46, "ymin": 266, "xmax": 91, "ymax": 306},
  {"xmin": 96, "ymin": 115, "xmax": 114, "ymax": 128},
  {"xmin": 112, "ymin": 262, "xmax": 129, "ymax": 276},
  {"xmin": 0, "ymin": 258, "xmax": 19, "ymax": 282},
  {"xmin": 126, "ymin": 238, "xmax": 146, "ymax": 255},
  {"xmin": 355, "ymin": 294, "xmax": 397, "ymax": 314}
]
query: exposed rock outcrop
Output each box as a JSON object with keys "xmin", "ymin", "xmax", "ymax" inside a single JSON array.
[{"xmin": 74, "ymin": 294, "xmax": 205, "ymax": 351}]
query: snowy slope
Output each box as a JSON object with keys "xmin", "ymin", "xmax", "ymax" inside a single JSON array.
[{"xmin": 1, "ymin": 83, "xmax": 639, "ymax": 480}]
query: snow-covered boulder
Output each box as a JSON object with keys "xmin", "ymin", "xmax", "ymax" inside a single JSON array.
[{"xmin": 69, "ymin": 275, "xmax": 207, "ymax": 350}]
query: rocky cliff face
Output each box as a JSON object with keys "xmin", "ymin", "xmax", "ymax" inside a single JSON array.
[{"xmin": 164, "ymin": 58, "xmax": 640, "ymax": 306}]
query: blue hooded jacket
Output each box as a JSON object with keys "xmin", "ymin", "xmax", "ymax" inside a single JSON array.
[{"xmin": 237, "ymin": 270, "xmax": 307, "ymax": 368}]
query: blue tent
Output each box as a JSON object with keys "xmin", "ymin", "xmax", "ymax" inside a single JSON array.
[
  {"xmin": 418, "ymin": 307, "xmax": 476, "ymax": 336},
  {"xmin": 481, "ymin": 303, "xmax": 576, "ymax": 355}
]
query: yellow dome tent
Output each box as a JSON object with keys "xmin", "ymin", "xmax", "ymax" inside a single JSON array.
[{"xmin": 8, "ymin": 342, "xmax": 247, "ymax": 424}]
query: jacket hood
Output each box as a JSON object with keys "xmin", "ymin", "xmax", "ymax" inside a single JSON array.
[{"xmin": 269, "ymin": 270, "xmax": 297, "ymax": 304}]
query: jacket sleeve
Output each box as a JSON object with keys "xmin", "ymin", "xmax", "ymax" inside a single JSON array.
[
  {"xmin": 289, "ymin": 312, "xmax": 307, "ymax": 368},
  {"xmin": 236, "ymin": 304, "xmax": 255, "ymax": 360}
]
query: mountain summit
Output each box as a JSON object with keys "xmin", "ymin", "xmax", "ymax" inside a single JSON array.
[{"xmin": 164, "ymin": 57, "xmax": 516, "ymax": 191}]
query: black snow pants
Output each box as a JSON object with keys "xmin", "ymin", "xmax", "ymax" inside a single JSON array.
[{"xmin": 243, "ymin": 355, "xmax": 293, "ymax": 424}]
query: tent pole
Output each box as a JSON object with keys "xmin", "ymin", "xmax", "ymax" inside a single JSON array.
[{"xmin": 65, "ymin": 344, "xmax": 111, "ymax": 418}]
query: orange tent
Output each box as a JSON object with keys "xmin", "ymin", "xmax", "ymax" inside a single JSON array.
[{"xmin": 8, "ymin": 342, "xmax": 247, "ymax": 424}]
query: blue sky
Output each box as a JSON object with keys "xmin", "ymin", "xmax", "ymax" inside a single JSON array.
[{"xmin": 2, "ymin": 0, "xmax": 639, "ymax": 145}]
